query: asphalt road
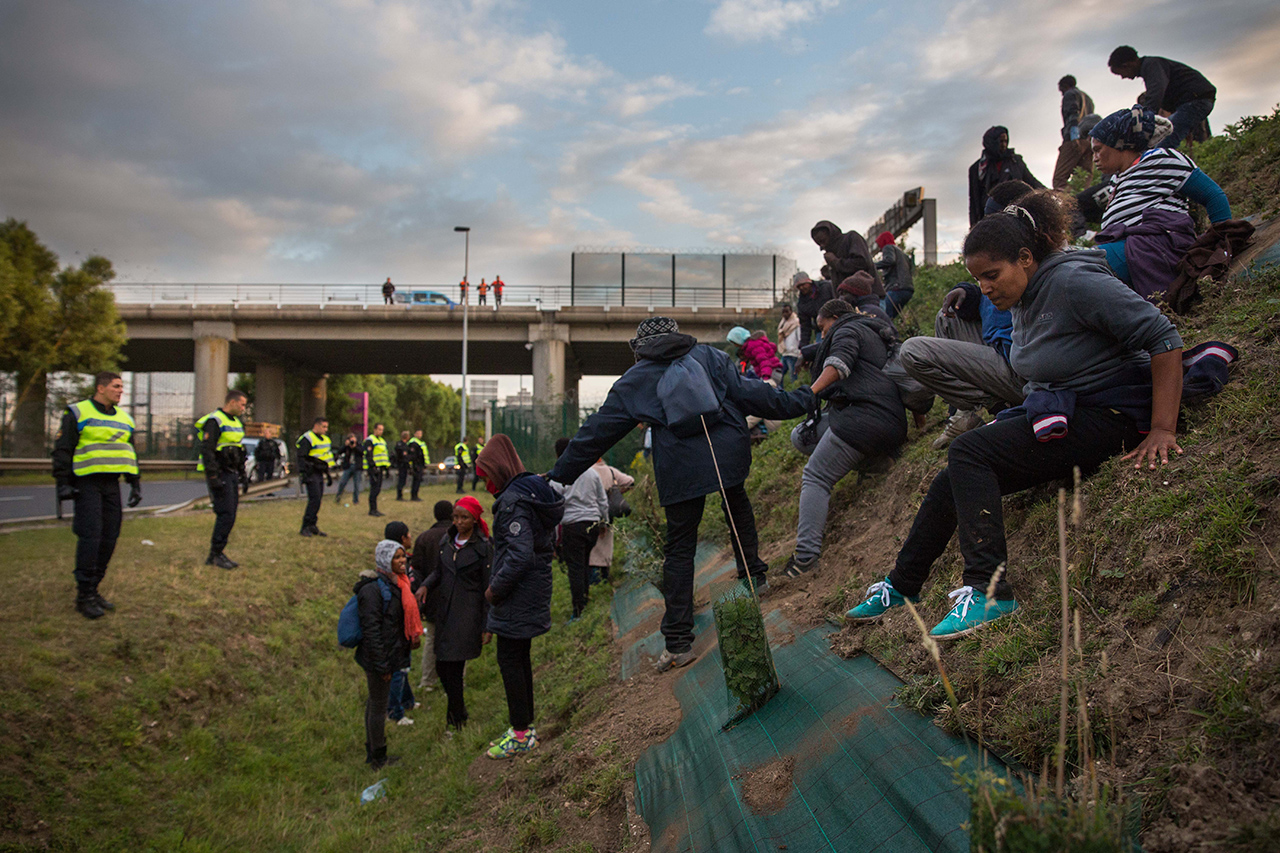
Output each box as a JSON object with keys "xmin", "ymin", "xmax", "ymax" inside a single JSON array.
[{"xmin": 0, "ymin": 479, "xmax": 294, "ymax": 522}]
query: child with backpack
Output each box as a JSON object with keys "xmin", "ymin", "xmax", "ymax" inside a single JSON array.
[{"xmin": 344, "ymin": 538, "xmax": 422, "ymax": 769}]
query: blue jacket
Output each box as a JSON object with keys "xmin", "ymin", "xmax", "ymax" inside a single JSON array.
[
  {"xmin": 548, "ymin": 334, "xmax": 815, "ymax": 506},
  {"xmin": 485, "ymin": 473, "xmax": 564, "ymax": 639},
  {"xmin": 956, "ymin": 282, "xmax": 1013, "ymax": 361}
]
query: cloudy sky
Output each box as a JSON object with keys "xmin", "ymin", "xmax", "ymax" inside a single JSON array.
[{"xmin": 3, "ymin": 0, "xmax": 1277, "ymax": 290}]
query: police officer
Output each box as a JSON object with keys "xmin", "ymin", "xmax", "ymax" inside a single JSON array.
[
  {"xmin": 254, "ymin": 425, "xmax": 281, "ymax": 481},
  {"xmin": 51, "ymin": 371, "xmax": 143, "ymax": 619},
  {"xmin": 364, "ymin": 422, "xmax": 391, "ymax": 517},
  {"xmin": 296, "ymin": 417, "xmax": 333, "ymax": 536},
  {"xmin": 453, "ymin": 436, "xmax": 472, "ymax": 493},
  {"xmin": 394, "ymin": 430, "xmax": 411, "ymax": 501},
  {"xmin": 470, "ymin": 437, "xmax": 485, "ymax": 491},
  {"xmin": 197, "ymin": 390, "xmax": 247, "ymax": 569},
  {"xmin": 408, "ymin": 428, "xmax": 429, "ymax": 501}
]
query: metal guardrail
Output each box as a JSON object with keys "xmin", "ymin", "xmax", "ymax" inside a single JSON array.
[{"xmin": 0, "ymin": 458, "xmax": 198, "ymax": 472}]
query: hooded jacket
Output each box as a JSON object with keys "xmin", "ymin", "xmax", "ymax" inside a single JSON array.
[
  {"xmin": 968, "ymin": 126, "xmax": 1045, "ymax": 225},
  {"xmin": 811, "ymin": 313, "xmax": 908, "ymax": 457},
  {"xmin": 1010, "ymin": 249, "xmax": 1183, "ymax": 395},
  {"xmin": 485, "ymin": 472, "xmax": 564, "ymax": 639},
  {"xmin": 353, "ymin": 573, "xmax": 410, "ymax": 676},
  {"xmin": 547, "ymin": 334, "xmax": 815, "ymax": 506},
  {"xmin": 811, "ymin": 222, "xmax": 884, "ymax": 294},
  {"xmin": 795, "ymin": 279, "xmax": 835, "ymax": 346}
]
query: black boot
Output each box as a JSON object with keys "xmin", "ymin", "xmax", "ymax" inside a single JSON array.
[
  {"xmin": 367, "ymin": 745, "xmax": 400, "ymax": 770},
  {"xmin": 76, "ymin": 588, "xmax": 105, "ymax": 620},
  {"xmin": 310, "ymin": 526, "xmax": 328, "ymax": 537},
  {"xmin": 206, "ymin": 551, "xmax": 237, "ymax": 569},
  {"xmin": 92, "ymin": 584, "xmax": 115, "ymax": 611},
  {"xmin": 300, "ymin": 527, "xmax": 315, "ymax": 537}
]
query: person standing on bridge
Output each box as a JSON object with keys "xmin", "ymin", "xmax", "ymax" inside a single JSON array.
[
  {"xmin": 493, "ymin": 276, "xmax": 504, "ymax": 309},
  {"xmin": 296, "ymin": 417, "xmax": 333, "ymax": 536},
  {"xmin": 408, "ymin": 429, "xmax": 429, "ymax": 501},
  {"xmin": 382, "ymin": 277, "xmax": 395, "ymax": 305},
  {"xmin": 395, "ymin": 430, "xmax": 411, "ymax": 501},
  {"xmin": 478, "ymin": 278, "xmax": 488, "ymax": 306},
  {"xmin": 454, "ymin": 436, "xmax": 473, "ymax": 494},
  {"xmin": 459, "ymin": 278, "xmax": 469, "ymax": 305},
  {"xmin": 51, "ymin": 371, "xmax": 143, "ymax": 619},
  {"xmin": 364, "ymin": 423, "xmax": 390, "ymax": 517},
  {"xmin": 197, "ymin": 390, "xmax": 247, "ymax": 569}
]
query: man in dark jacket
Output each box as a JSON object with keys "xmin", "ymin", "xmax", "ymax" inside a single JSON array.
[
  {"xmin": 394, "ymin": 430, "xmax": 410, "ymax": 500},
  {"xmin": 793, "ymin": 271, "xmax": 835, "ymax": 347},
  {"xmin": 253, "ymin": 429, "xmax": 281, "ymax": 481},
  {"xmin": 413, "ymin": 500, "xmax": 455, "ymax": 688},
  {"xmin": 548, "ymin": 317, "xmax": 815, "ymax": 672},
  {"xmin": 1109, "ymin": 46, "xmax": 1214, "ymax": 149},
  {"xmin": 1052, "ymin": 75, "xmax": 1096, "ymax": 189},
  {"xmin": 968, "ymin": 126, "xmax": 1044, "ymax": 225},
  {"xmin": 811, "ymin": 221, "xmax": 884, "ymax": 295}
]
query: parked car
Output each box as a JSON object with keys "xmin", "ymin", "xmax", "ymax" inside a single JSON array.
[
  {"xmin": 394, "ymin": 290, "xmax": 458, "ymax": 308},
  {"xmin": 242, "ymin": 436, "xmax": 290, "ymax": 482},
  {"xmin": 438, "ymin": 455, "xmax": 460, "ymax": 473}
]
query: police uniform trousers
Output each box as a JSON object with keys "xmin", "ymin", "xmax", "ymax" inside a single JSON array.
[
  {"xmin": 209, "ymin": 472, "xmax": 239, "ymax": 553},
  {"xmin": 302, "ymin": 471, "xmax": 325, "ymax": 529},
  {"xmin": 73, "ymin": 474, "xmax": 123, "ymax": 589}
]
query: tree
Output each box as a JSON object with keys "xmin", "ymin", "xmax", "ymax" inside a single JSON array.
[{"xmin": 0, "ymin": 220, "xmax": 126, "ymax": 455}]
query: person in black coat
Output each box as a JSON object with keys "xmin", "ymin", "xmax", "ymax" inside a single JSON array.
[
  {"xmin": 394, "ymin": 431, "xmax": 411, "ymax": 500},
  {"xmin": 477, "ymin": 436, "xmax": 564, "ymax": 759},
  {"xmin": 793, "ymin": 271, "xmax": 835, "ymax": 347},
  {"xmin": 811, "ymin": 221, "xmax": 884, "ymax": 295},
  {"xmin": 424, "ymin": 497, "xmax": 492, "ymax": 730},
  {"xmin": 354, "ymin": 539, "xmax": 413, "ymax": 769},
  {"xmin": 784, "ymin": 300, "xmax": 907, "ymax": 578},
  {"xmin": 968, "ymin": 125, "xmax": 1044, "ymax": 225},
  {"xmin": 547, "ymin": 317, "xmax": 815, "ymax": 673}
]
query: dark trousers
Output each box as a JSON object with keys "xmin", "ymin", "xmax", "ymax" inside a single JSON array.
[
  {"xmin": 367, "ymin": 468, "xmax": 383, "ymax": 513},
  {"xmin": 660, "ymin": 483, "xmax": 766, "ymax": 654},
  {"xmin": 410, "ymin": 466, "xmax": 423, "ymax": 499},
  {"xmin": 472, "ymin": 467, "xmax": 482, "ymax": 490},
  {"xmin": 364, "ymin": 670, "xmax": 390, "ymax": 753},
  {"xmin": 435, "ymin": 659, "xmax": 468, "ymax": 728},
  {"xmin": 396, "ymin": 465, "xmax": 408, "ymax": 499},
  {"xmin": 209, "ymin": 474, "xmax": 239, "ymax": 553},
  {"xmin": 478, "ymin": 293, "xmax": 487, "ymax": 304},
  {"xmin": 884, "ymin": 289, "xmax": 914, "ymax": 320},
  {"xmin": 302, "ymin": 472, "xmax": 324, "ymax": 530},
  {"xmin": 383, "ymin": 295, "xmax": 394, "ymax": 305},
  {"xmin": 256, "ymin": 459, "xmax": 275, "ymax": 482},
  {"xmin": 890, "ymin": 409, "xmax": 1142, "ymax": 599},
  {"xmin": 562, "ymin": 520, "xmax": 600, "ymax": 617},
  {"xmin": 495, "ymin": 636, "xmax": 535, "ymax": 731},
  {"xmin": 72, "ymin": 475, "xmax": 122, "ymax": 590},
  {"xmin": 455, "ymin": 463, "xmax": 467, "ymax": 493}
]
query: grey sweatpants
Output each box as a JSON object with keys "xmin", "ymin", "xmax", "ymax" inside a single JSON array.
[
  {"xmin": 791, "ymin": 419, "xmax": 866, "ymax": 562},
  {"xmin": 897, "ymin": 310, "xmax": 1025, "ymax": 412}
]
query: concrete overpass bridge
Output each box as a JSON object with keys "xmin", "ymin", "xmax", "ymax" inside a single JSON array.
[{"xmin": 116, "ymin": 300, "xmax": 774, "ymax": 424}]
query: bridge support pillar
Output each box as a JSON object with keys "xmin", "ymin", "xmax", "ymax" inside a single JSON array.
[
  {"xmin": 529, "ymin": 322, "xmax": 571, "ymax": 404},
  {"xmin": 300, "ymin": 374, "xmax": 328, "ymax": 430},
  {"xmin": 255, "ymin": 362, "xmax": 286, "ymax": 426},
  {"xmin": 193, "ymin": 321, "xmax": 235, "ymax": 418},
  {"xmin": 564, "ymin": 348, "xmax": 582, "ymax": 411}
]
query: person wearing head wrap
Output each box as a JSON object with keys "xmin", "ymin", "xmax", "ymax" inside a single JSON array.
[
  {"xmin": 353, "ymin": 539, "xmax": 415, "ymax": 768},
  {"xmin": 547, "ymin": 317, "xmax": 816, "ymax": 674},
  {"xmin": 380, "ymin": 519, "xmax": 420, "ymax": 723},
  {"xmin": 1091, "ymin": 105, "xmax": 1232, "ymax": 300},
  {"xmin": 476, "ymin": 435, "xmax": 564, "ymax": 759},
  {"xmin": 421, "ymin": 496, "xmax": 492, "ymax": 731},
  {"xmin": 967, "ymin": 125, "xmax": 1044, "ymax": 226},
  {"xmin": 874, "ymin": 231, "xmax": 915, "ymax": 320}
]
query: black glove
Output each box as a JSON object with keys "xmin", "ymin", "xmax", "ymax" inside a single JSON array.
[
  {"xmin": 57, "ymin": 483, "xmax": 78, "ymax": 502},
  {"xmin": 127, "ymin": 481, "xmax": 143, "ymax": 508},
  {"xmin": 325, "ymin": 471, "xmax": 333, "ymax": 487}
]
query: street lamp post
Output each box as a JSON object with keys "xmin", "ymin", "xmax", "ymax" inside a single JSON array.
[{"xmin": 454, "ymin": 226, "xmax": 470, "ymax": 444}]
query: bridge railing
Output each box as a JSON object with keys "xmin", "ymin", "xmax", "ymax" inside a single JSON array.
[{"xmin": 107, "ymin": 282, "xmax": 780, "ymax": 310}]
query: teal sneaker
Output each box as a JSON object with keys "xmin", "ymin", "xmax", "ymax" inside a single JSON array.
[
  {"xmin": 845, "ymin": 577, "xmax": 917, "ymax": 623},
  {"xmin": 929, "ymin": 586, "xmax": 1019, "ymax": 639}
]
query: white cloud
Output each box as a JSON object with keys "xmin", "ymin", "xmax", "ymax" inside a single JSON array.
[
  {"xmin": 706, "ymin": 0, "xmax": 840, "ymax": 43},
  {"xmin": 611, "ymin": 76, "xmax": 703, "ymax": 118}
]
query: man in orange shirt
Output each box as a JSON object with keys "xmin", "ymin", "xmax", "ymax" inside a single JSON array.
[
  {"xmin": 478, "ymin": 278, "xmax": 489, "ymax": 306},
  {"xmin": 493, "ymin": 275, "xmax": 504, "ymax": 309},
  {"xmin": 459, "ymin": 278, "xmax": 468, "ymax": 304}
]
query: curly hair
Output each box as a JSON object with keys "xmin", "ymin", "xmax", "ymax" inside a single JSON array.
[{"xmin": 817, "ymin": 298, "xmax": 853, "ymax": 320}]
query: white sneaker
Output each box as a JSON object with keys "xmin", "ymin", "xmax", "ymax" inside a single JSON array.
[
  {"xmin": 932, "ymin": 410, "xmax": 985, "ymax": 449},
  {"xmin": 396, "ymin": 716, "xmax": 415, "ymax": 726}
]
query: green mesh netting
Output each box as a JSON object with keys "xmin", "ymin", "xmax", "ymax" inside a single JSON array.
[{"xmin": 712, "ymin": 581, "xmax": 778, "ymax": 729}]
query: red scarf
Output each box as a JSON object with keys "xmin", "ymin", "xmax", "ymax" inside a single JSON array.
[
  {"xmin": 395, "ymin": 573, "xmax": 423, "ymax": 646},
  {"xmin": 455, "ymin": 495, "xmax": 489, "ymax": 537}
]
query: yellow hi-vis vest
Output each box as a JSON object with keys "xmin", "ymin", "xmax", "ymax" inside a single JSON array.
[
  {"xmin": 409, "ymin": 436, "xmax": 430, "ymax": 465},
  {"xmin": 195, "ymin": 409, "xmax": 244, "ymax": 472},
  {"xmin": 454, "ymin": 442, "xmax": 472, "ymax": 464},
  {"xmin": 70, "ymin": 400, "xmax": 138, "ymax": 477},
  {"xmin": 367, "ymin": 435, "xmax": 390, "ymax": 467},
  {"xmin": 296, "ymin": 430, "xmax": 334, "ymax": 467}
]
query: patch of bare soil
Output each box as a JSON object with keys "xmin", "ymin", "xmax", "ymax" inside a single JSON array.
[{"xmin": 737, "ymin": 757, "xmax": 794, "ymax": 816}]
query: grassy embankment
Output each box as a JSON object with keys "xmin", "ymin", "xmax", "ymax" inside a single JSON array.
[{"xmin": 0, "ymin": 484, "xmax": 621, "ymax": 852}]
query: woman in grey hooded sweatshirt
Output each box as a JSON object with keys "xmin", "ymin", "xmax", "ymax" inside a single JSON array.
[{"xmin": 847, "ymin": 190, "xmax": 1183, "ymax": 639}]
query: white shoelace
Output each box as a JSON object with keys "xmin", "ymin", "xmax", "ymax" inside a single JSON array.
[
  {"xmin": 865, "ymin": 580, "xmax": 894, "ymax": 606},
  {"xmin": 946, "ymin": 586, "xmax": 979, "ymax": 620}
]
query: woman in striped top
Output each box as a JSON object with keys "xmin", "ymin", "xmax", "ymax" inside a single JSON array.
[{"xmin": 1091, "ymin": 105, "xmax": 1231, "ymax": 301}]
